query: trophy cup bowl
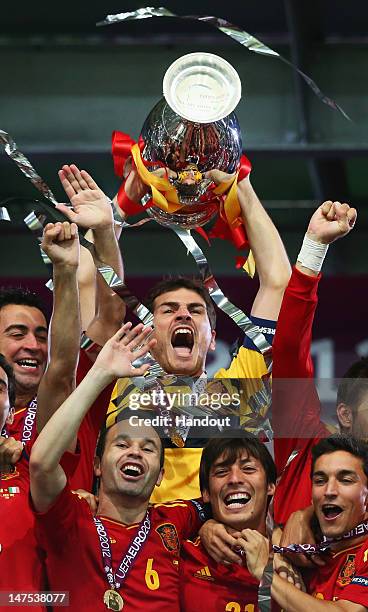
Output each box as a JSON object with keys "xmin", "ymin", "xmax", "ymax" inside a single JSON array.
[{"xmin": 139, "ymin": 53, "xmax": 243, "ymax": 229}]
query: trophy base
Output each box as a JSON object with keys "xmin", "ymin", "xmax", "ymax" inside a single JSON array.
[{"xmin": 146, "ymin": 203, "xmax": 218, "ymax": 229}]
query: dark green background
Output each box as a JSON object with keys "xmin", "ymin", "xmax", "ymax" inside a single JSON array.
[{"xmin": 1, "ymin": 0, "xmax": 367, "ymax": 277}]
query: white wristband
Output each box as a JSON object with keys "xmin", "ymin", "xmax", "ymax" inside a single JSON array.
[{"xmin": 297, "ymin": 235, "xmax": 329, "ymax": 273}]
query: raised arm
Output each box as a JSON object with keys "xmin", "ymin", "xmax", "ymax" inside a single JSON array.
[
  {"xmin": 58, "ymin": 164, "xmax": 126, "ymax": 348},
  {"xmin": 30, "ymin": 322, "xmax": 156, "ymax": 512},
  {"xmin": 274, "ymin": 200, "xmax": 356, "ymax": 378},
  {"xmin": 296, "ymin": 200, "xmax": 356, "ymax": 278},
  {"xmin": 237, "ymin": 177, "xmax": 291, "ymax": 320},
  {"xmin": 272, "ymin": 201, "xmax": 357, "ymax": 511},
  {"xmin": 36, "ymin": 222, "xmax": 80, "ymax": 432},
  {"xmin": 273, "ymin": 200, "xmax": 356, "ymax": 382}
]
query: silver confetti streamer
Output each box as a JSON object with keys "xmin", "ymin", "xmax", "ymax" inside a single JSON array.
[
  {"xmin": 97, "ymin": 7, "xmax": 350, "ymax": 120},
  {"xmin": 97, "ymin": 6, "xmax": 174, "ymax": 25},
  {"xmin": 23, "ymin": 212, "xmax": 53, "ymax": 287},
  {"xmin": 40, "ymin": 247, "xmax": 52, "ymax": 265},
  {"xmin": 0, "ymin": 129, "xmax": 152, "ymax": 326},
  {"xmin": 0, "ymin": 130, "xmax": 59, "ymax": 204},
  {"xmin": 258, "ymin": 560, "xmax": 273, "ymax": 611},
  {"xmin": 0, "ymin": 207, "xmax": 10, "ymax": 221}
]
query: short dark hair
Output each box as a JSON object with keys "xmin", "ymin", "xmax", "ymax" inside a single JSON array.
[
  {"xmin": 0, "ymin": 287, "xmax": 48, "ymax": 321},
  {"xmin": 95, "ymin": 409, "xmax": 165, "ymax": 469},
  {"xmin": 311, "ymin": 435, "xmax": 368, "ymax": 481},
  {"xmin": 336, "ymin": 358, "xmax": 368, "ymax": 427},
  {"xmin": 0, "ymin": 353, "xmax": 16, "ymax": 408},
  {"xmin": 199, "ymin": 434, "xmax": 277, "ymax": 494},
  {"xmin": 145, "ymin": 277, "xmax": 216, "ymax": 331}
]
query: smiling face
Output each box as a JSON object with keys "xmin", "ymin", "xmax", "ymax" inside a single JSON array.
[
  {"xmin": 150, "ymin": 288, "xmax": 216, "ymax": 376},
  {"xmin": 203, "ymin": 450, "xmax": 275, "ymax": 532},
  {"xmin": 312, "ymin": 450, "xmax": 368, "ymax": 539},
  {"xmin": 0, "ymin": 304, "xmax": 48, "ymax": 402},
  {"xmin": 95, "ymin": 420, "xmax": 164, "ymax": 503}
]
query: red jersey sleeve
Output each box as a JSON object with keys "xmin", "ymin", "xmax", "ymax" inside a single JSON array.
[
  {"xmin": 153, "ymin": 498, "xmax": 207, "ymax": 541},
  {"xmin": 273, "ymin": 266, "xmax": 320, "ymax": 380},
  {"xmin": 181, "ymin": 498, "xmax": 208, "ymax": 539},
  {"xmin": 272, "ymin": 267, "xmax": 329, "ymax": 472}
]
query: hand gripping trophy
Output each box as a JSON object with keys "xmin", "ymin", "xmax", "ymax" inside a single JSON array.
[{"xmin": 112, "ymin": 52, "xmax": 252, "ymax": 255}]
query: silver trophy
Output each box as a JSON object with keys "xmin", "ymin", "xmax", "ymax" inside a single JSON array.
[{"xmin": 140, "ymin": 52, "xmax": 243, "ymax": 228}]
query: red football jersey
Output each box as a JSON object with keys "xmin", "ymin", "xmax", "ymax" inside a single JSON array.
[
  {"xmin": 6, "ymin": 349, "xmax": 113, "ymax": 491},
  {"xmin": 34, "ymin": 486, "xmax": 204, "ymax": 611},
  {"xmin": 0, "ymin": 445, "xmax": 44, "ymax": 611},
  {"xmin": 180, "ymin": 537, "xmax": 267, "ymax": 612},
  {"xmin": 0, "ymin": 444, "xmax": 79, "ymax": 612},
  {"xmin": 306, "ymin": 539, "xmax": 368, "ymax": 606}
]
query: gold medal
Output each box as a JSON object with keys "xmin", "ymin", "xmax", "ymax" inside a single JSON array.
[{"xmin": 103, "ymin": 589, "xmax": 124, "ymax": 611}]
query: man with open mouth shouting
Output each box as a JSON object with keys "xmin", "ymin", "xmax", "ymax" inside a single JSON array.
[
  {"xmin": 251, "ymin": 435, "xmax": 368, "ymax": 611},
  {"xmin": 145, "ymin": 277, "xmax": 217, "ymax": 379}
]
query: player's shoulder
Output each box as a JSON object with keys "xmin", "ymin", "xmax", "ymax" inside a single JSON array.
[
  {"xmin": 215, "ymin": 345, "xmax": 267, "ymax": 379},
  {"xmin": 151, "ymin": 498, "xmax": 207, "ymax": 520},
  {"xmin": 151, "ymin": 499, "xmax": 195, "ymax": 514}
]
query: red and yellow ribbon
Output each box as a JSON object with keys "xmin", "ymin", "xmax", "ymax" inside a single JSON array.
[{"xmin": 111, "ymin": 131, "xmax": 254, "ymax": 274}]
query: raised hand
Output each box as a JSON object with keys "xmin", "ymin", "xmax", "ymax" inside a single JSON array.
[
  {"xmin": 91, "ymin": 322, "xmax": 157, "ymax": 380},
  {"xmin": 41, "ymin": 222, "xmax": 80, "ymax": 268},
  {"xmin": 306, "ymin": 200, "xmax": 357, "ymax": 244},
  {"xmin": 56, "ymin": 164, "xmax": 113, "ymax": 230}
]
